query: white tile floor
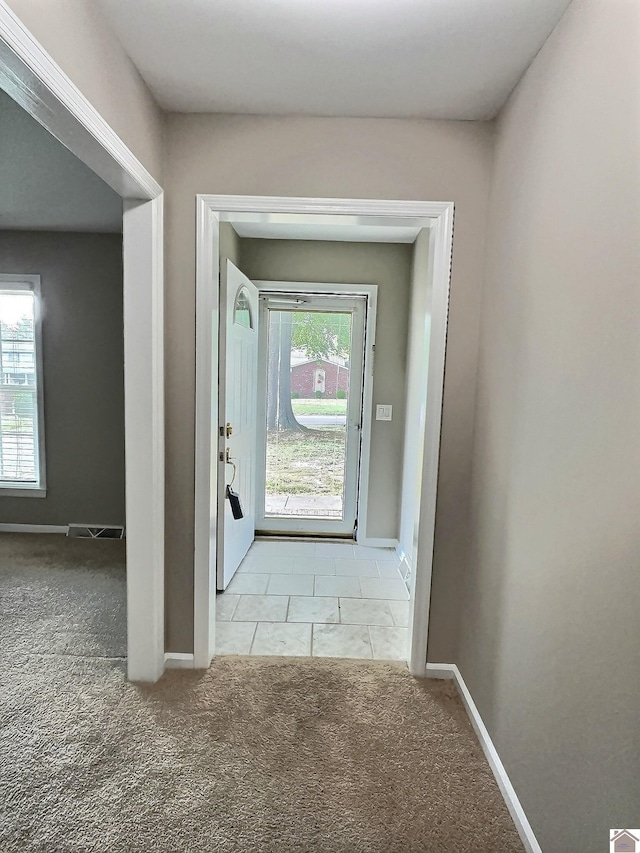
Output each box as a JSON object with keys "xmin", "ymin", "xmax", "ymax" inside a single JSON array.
[{"xmin": 215, "ymin": 539, "xmax": 410, "ymax": 660}]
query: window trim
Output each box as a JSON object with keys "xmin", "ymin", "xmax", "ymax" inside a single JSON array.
[{"xmin": 0, "ymin": 274, "xmax": 46, "ymax": 498}]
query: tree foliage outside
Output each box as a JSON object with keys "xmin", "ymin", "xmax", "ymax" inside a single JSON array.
[
  {"xmin": 291, "ymin": 312, "xmax": 351, "ymax": 361},
  {"xmin": 267, "ymin": 310, "xmax": 351, "ymax": 432},
  {"xmin": 1, "ymin": 320, "xmax": 30, "ymax": 340}
]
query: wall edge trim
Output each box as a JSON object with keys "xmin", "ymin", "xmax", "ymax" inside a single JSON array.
[{"xmin": 425, "ymin": 662, "xmax": 542, "ymax": 853}]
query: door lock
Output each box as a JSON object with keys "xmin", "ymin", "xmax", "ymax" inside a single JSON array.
[
  {"xmin": 219, "ymin": 448, "xmax": 232, "ymax": 463},
  {"xmin": 226, "ymin": 422, "xmax": 233, "ymax": 437}
]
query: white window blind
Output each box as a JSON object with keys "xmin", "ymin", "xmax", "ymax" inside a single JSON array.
[{"xmin": 0, "ymin": 276, "xmax": 45, "ymax": 492}]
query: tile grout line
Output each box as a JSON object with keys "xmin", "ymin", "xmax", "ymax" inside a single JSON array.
[
  {"xmin": 367, "ymin": 625, "xmax": 374, "ymax": 659},
  {"xmin": 231, "ymin": 593, "xmax": 245, "ymax": 621},
  {"xmin": 248, "ymin": 621, "xmax": 259, "ymax": 655},
  {"xmin": 228, "ymin": 594, "xmax": 240, "ymax": 622},
  {"xmin": 236, "ymin": 544, "xmax": 406, "ymax": 658}
]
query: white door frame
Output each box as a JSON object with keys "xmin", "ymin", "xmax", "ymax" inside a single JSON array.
[
  {"xmin": 0, "ymin": 4, "xmax": 165, "ymax": 682},
  {"xmin": 254, "ymin": 282, "xmax": 376, "ymax": 539},
  {"xmin": 194, "ymin": 195, "xmax": 453, "ymax": 675}
]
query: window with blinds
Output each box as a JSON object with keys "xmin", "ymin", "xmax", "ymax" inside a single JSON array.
[{"xmin": 0, "ymin": 275, "xmax": 45, "ymax": 493}]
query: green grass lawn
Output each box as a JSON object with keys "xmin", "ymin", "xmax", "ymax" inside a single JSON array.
[
  {"xmin": 291, "ymin": 398, "xmax": 347, "ymax": 416},
  {"xmin": 266, "ymin": 426, "xmax": 346, "ymax": 495}
]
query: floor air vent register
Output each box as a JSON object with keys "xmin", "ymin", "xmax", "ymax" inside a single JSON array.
[{"xmin": 67, "ymin": 524, "xmax": 125, "ymax": 540}]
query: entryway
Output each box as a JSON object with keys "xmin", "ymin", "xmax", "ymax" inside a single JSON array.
[
  {"xmin": 216, "ymin": 539, "xmax": 409, "ymax": 659},
  {"xmin": 194, "ymin": 196, "xmax": 454, "ymax": 674},
  {"xmin": 215, "ymin": 260, "xmax": 406, "ymax": 661}
]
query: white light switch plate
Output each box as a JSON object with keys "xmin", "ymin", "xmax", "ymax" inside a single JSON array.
[{"xmin": 376, "ymin": 404, "xmax": 393, "ymax": 421}]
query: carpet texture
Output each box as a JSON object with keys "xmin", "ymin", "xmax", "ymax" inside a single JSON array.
[{"xmin": 0, "ymin": 533, "xmax": 524, "ymax": 852}]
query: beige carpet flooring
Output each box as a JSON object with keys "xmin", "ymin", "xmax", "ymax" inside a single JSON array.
[{"xmin": 0, "ymin": 533, "xmax": 524, "ymax": 852}]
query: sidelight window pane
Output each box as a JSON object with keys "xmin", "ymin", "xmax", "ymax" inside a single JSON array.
[{"xmin": 0, "ymin": 279, "xmax": 44, "ymax": 491}]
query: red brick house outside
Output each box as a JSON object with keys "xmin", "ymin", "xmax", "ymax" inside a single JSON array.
[{"xmin": 291, "ymin": 359, "xmax": 349, "ymax": 398}]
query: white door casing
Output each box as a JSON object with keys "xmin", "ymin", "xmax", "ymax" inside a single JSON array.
[
  {"xmin": 217, "ymin": 260, "xmax": 259, "ymax": 590},
  {"xmin": 194, "ymin": 196, "xmax": 454, "ymax": 675}
]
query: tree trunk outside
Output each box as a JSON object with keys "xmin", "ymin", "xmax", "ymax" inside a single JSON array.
[
  {"xmin": 267, "ymin": 311, "xmax": 307, "ymax": 432},
  {"xmin": 266, "ymin": 312, "xmax": 280, "ymax": 430}
]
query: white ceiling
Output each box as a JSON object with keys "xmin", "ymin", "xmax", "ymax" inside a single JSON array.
[
  {"xmin": 235, "ymin": 223, "xmax": 419, "ymax": 243},
  {"xmin": 97, "ymin": 0, "xmax": 572, "ymax": 120},
  {"xmin": 0, "ymin": 89, "xmax": 122, "ymax": 233},
  {"xmin": 227, "ymin": 212, "xmax": 429, "ymax": 243}
]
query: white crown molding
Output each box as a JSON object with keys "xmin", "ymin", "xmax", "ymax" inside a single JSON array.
[{"xmin": 0, "ymin": 1, "xmax": 161, "ymax": 200}]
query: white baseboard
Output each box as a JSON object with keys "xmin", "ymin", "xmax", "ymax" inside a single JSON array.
[
  {"xmin": 164, "ymin": 652, "xmax": 195, "ymax": 670},
  {"xmin": 0, "ymin": 523, "xmax": 68, "ymax": 534},
  {"xmin": 425, "ymin": 663, "xmax": 542, "ymax": 853},
  {"xmin": 425, "ymin": 663, "xmax": 456, "ymax": 679},
  {"xmin": 356, "ymin": 537, "xmax": 399, "ymax": 549}
]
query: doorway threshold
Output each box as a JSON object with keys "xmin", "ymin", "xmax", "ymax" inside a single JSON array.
[{"xmin": 255, "ymin": 532, "xmax": 355, "ymax": 543}]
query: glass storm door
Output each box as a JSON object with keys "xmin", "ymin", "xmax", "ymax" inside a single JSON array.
[{"xmin": 255, "ymin": 293, "xmax": 366, "ymax": 537}]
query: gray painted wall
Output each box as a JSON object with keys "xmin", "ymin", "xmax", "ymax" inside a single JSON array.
[
  {"xmin": 219, "ymin": 222, "xmax": 241, "ymax": 268},
  {"xmin": 163, "ymin": 114, "xmax": 493, "ymax": 653},
  {"xmin": 0, "ymin": 89, "xmax": 123, "ymax": 233},
  {"xmin": 459, "ymin": 1, "xmax": 640, "ymax": 849},
  {"xmin": 240, "ymin": 237, "xmax": 413, "ymax": 541},
  {"xmin": 0, "ymin": 231, "xmax": 125, "ymax": 526}
]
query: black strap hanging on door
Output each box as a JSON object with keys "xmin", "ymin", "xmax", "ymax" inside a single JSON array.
[{"xmin": 225, "ymin": 457, "xmax": 244, "ymax": 519}]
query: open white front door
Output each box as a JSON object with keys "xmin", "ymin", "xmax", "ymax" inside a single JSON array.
[{"xmin": 217, "ymin": 260, "xmax": 259, "ymax": 591}]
